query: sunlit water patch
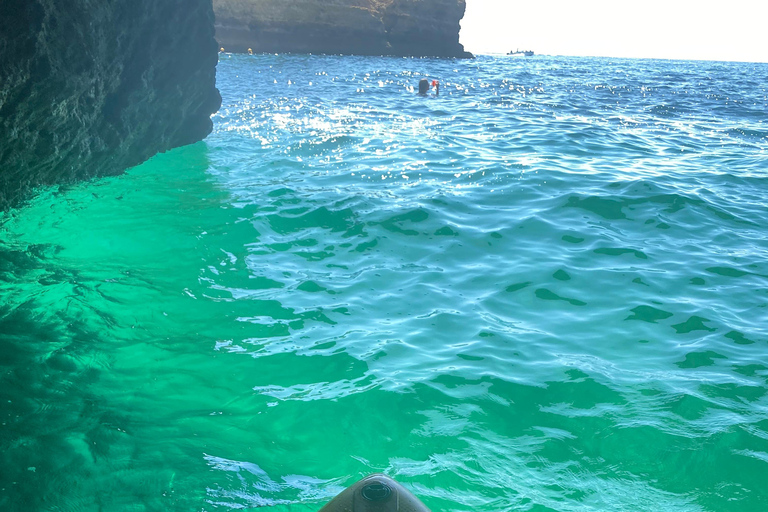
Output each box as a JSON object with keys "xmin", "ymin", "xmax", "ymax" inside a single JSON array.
[{"xmin": 1, "ymin": 54, "xmax": 768, "ymax": 512}]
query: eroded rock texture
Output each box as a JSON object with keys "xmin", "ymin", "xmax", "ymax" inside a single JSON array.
[
  {"xmin": 213, "ymin": 0, "xmax": 472, "ymax": 58},
  {"xmin": 0, "ymin": 0, "xmax": 222, "ymax": 210}
]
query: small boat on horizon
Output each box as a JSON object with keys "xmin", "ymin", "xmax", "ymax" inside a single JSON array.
[{"xmin": 508, "ymin": 49, "xmax": 534, "ymax": 57}]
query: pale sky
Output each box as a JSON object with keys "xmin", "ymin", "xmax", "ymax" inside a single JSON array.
[{"xmin": 460, "ymin": 0, "xmax": 768, "ymax": 63}]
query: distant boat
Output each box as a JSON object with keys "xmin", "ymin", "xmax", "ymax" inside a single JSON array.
[{"xmin": 508, "ymin": 49, "xmax": 534, "ymax": 57}]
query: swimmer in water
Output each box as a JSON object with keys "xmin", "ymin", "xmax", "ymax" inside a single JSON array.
[{"xmin": 418, "ymin": 78, "xmax": 439, "ymax": 96}]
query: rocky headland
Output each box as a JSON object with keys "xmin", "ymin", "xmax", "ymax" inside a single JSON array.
[
  {"xmin": 0, "ymin": 0, "xmax": 222, "ymax": 210},
  {"xmin": 213, "ymin": 0, "xmax": 472, "ymax": 58}
]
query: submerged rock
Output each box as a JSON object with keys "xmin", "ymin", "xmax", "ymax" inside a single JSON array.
[
  {"xmin": 213, "ymin": 0, "xmax": 472, "ymax": 58},
  {"xmin": 0, "ymin": 0, "xmax": 222, "ymax": 210}
]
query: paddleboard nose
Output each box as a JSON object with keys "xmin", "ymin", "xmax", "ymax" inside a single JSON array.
[{"xmin": 318, "ymin": 474, "xmax": 431, "ymax": 512}]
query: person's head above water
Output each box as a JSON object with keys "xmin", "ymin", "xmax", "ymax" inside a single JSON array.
[
  {"xmin": 418, "ymin": 78, "xmax": 430, "ymax": 95},
  {"xmin": 418, "ymin": 78, "xmax": 439, "ymax": 96}
]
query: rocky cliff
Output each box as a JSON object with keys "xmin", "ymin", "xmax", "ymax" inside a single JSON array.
[
  {"xmin": 213, "ymin": 0, "xmax": 472, "ymax": 58},
  {"xmin": 0, "ymin": 0, "xmax": 222, "ymax": 210}
]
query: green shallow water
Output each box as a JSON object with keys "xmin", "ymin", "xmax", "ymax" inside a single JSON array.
[{"xmin": 1, "ymin": 54, "xmax": 768, "ymax": 511}]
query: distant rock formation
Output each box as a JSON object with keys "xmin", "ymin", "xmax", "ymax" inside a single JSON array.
[
  {"xmin": 213, "ymin": 0, "xmax": 472, "ymax": 58},
  {"xmin": 0, "ymin": 0, "xmax": 222, "ymax": 210}
]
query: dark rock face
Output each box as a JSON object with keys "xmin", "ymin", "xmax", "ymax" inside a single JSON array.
[
  {"xmin": 0, "ymin": 0, "xmax": 222, "ymax": 210},
  {"xmin": 383, "ymin": 0, "xmax": 470, "ymax": 58},
  {"xmin": 213, "ymin": 0, "xmax": 472, "ymax": 59}
]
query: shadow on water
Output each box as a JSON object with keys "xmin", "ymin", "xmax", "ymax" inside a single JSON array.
[
  {"xmin": 0, "ymin": 142, "xmax": 229, "ymax": 511},
  {"xmin": 0, "ymin": 245, "xmax": 106, "ymax": 511},
  {"xmin": 0, "ymin": 139, "xmax": 381, "ymax": 511}
]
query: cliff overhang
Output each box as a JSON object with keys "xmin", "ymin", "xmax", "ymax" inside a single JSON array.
[{"xmin": 0, "ymin": 0, "xmax": 222, "ymax": 210}]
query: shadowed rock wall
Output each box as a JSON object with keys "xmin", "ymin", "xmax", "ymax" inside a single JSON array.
[
  {"xmin": 0, "ymin": 0, "xmax": 222, "ymax": 210},
  {"xmin": 383, "ymin": 0, "xmax": 469, "ymax": 57},
  {"xmin": 213, "ymin": 0, "xmax": 472, "ymax": 58}
]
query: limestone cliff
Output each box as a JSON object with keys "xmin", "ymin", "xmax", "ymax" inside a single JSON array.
[
  {"xmin": 0, "ymin": 0, "xmax": 222, "ymax": 210},
  {"xmin": 213, "ymin": 0, "xmax": 472, "ymax": 58}
]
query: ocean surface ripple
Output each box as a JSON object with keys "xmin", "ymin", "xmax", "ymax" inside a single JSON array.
[{"xmin": 1, "ymin": 54, "xmax": 767, "ymax": 512}]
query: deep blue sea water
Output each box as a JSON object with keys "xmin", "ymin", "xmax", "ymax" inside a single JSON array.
[{"xmin": 1, "ymin": 54, "xmax": 767, "ymax": 512}]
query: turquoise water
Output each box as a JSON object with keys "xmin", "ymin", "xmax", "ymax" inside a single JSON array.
[{"xmin": 1, "ymin": 54, "xmax": 768, "ymax": 511}]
